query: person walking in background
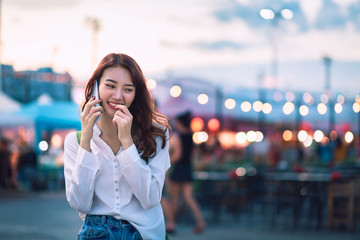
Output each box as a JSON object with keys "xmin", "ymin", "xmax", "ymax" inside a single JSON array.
[
  {"xmin": 0, "ymin": 137, "xmax": 11, "ymax": 190},
  {"xmin": 64, "ymin": 53, "xmax": 171, "ymax": 240},
  {"xmin": 166, "ymin": 111, "xmax": 206, "ymax": 234}
]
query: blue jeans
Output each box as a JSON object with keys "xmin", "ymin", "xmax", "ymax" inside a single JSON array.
[{"xmin": 77, "ymin": 215, "xmax": 143, "ymax": 240}]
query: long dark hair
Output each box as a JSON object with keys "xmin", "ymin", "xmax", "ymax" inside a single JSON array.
[{"xmin": 82, "ymin": 53, "xmax": 171, "ymax": 161}]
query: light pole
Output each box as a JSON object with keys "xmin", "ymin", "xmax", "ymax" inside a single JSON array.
[
  {"xmin": 85, "ymin": 17, "xmax": 101, "ymax": 71},
  {"xmin": 260, "ymin": 8, "xmax": 293, "ymax": 89},
  {"xmin": 323, "ymin": 55, "xmax": 334, "ymax": 134}
]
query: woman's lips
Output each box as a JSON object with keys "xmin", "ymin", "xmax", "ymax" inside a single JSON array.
[{"xmin": 108, "ymin": 102, "xmax": 123, "ymax": 109}]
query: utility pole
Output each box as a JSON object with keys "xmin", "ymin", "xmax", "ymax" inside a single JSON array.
[
  {"xmin": 85, "ymin": 17, "xmax": 101, "ymax": 71},
  {"xmin": 0, "ymin": 0, "xmax": 3, "ymax": 93},
  {"xmin": 323, "ymin": 55, "xmax": 334, "ymax": 134}
]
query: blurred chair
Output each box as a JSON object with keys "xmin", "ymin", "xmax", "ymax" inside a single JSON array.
[
  {"xmin": 266, "ymin": 179, "xmax": 306, "ymax": 231},
  {"xmin": 327, "ymin": 178, "xmax": 356, "ymax": 231}
]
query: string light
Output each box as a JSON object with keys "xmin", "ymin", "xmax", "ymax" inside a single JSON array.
[
  {"xmin": 241, "ymin": 101, "xmax": 252, "ymax": 112},
  {"xmin": 170, "ymin": 85, "xmax": 182, "ymax": 97},
  {"xmin": 225, "ymin": 98, "xmax": 236, "ymax": 109},
  {"xmin": 283, "ymin": 130, "xmax": 293, "ymax": 141},
  {"xmin": 197, "ymin": 93, "xmax": 209, "ymax": 105},
  {"xmin": 146, "ymin": 79, "xmax": 157, "ymax": 90},
  {"xmin": 317, "ymin": 103, "xmax": 327, "ymax": 115},
  {"xmin": 334, "ymin": 103, "xmax": 343, "ymax": 114},
  {"xmin": 299, "ymin": 105, "xmax": 309, "ymax": 116},
  {"xmin": 253, "ymin": 101, "xmax": 263, "ymax": 112},
  {"xmin": 262, "ymin": 103, "xmax": 272, "ymax": 114},
  {"xmin": 283, "ymin": 102, "xmax": 295, "ymax": 115},
  {"xmin": 344, "ymin": 131, "xmax": 354, "ymax": 143}
]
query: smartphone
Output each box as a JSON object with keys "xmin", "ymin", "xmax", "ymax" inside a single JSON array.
[{"xmin": 90, "ymin": 80, "xmax": 101, "ymax": 125}]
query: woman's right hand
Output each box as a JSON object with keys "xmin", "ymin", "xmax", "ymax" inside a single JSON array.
[{"xmin": 79, "ymin": 97, "xmax": 103, "ymax": 151}]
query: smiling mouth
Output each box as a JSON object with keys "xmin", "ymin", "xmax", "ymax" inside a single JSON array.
[{"xmin": 108, "ymin": 102, "xmax": 123, "ymax": 109}]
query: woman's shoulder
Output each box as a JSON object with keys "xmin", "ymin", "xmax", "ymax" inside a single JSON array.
[{"xmin": 64, "ymin": 131, "xmax": 79, "ymax": 147}]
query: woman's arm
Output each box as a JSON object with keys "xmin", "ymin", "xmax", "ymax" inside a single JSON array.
[
  {"xmin": 63, "ymin": 132, "xmax": 100, "ymax": 213},
  {"xmin": 117, "ymin": 130, "xmax": 170, "ymax": 209},
  {"xmin": 169, "ymin": 133, "xmax": 182, "ymax": 163}
]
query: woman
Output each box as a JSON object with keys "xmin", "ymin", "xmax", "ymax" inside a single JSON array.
[
  {"xmin": 64, "ymin": 53, "xmax": 171, "ymax": 240},
  {"xmin": 166, "ymin": 111, "xmax": 205, "ymax": 234}
]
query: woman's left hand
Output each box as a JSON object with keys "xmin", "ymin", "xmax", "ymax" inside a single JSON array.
[{"xmin": 112, "ymin": 105, "xmax": 134, "ymax": 149}]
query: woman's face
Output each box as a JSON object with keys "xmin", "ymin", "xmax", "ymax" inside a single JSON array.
[{"xmin": 98, "ymin": 66, "xmax": 136, "ymax": 117}]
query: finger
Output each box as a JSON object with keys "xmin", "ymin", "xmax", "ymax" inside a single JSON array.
[
  {"xmin": 84, "ymin": 98, "xmax": 102, "ymax": 113},
  {"xmin": 115, "ymin": 105, "xmax": 132, "ymax": 115},
  {"xmin": 114, "ymin": 110, "xmax": 128, "ymax": 118},
  {"xmin": 90, "ymin": 111, "xmax": 102, "ymax": 123},
  {"xmin": 89, "ymin": 105, "xmax": 104, "ymax": 115}
]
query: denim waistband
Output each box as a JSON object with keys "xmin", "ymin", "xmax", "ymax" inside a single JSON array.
[{"xmin": 86, "ymin": 215, "xmax": 130, "ymax": 227}]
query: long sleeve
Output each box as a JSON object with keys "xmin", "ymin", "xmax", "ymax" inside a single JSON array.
[
  {"xmin": 117, "ymin": 130, "xmax": 170, "ymax": 209},
  {"xmin": 63, "ymin": 132, "xmax": 101, "ymax": 213}
]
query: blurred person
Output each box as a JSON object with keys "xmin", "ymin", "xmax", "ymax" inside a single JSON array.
[
  {"xmin": 17, "ymin": 139, "xmax": 37, "ymax": 191},
  {"xmin": 0, "ymin": 137, "xmax": 11, "ymax": 189},
  {"xmin": 166, "ymin": 111, "xmax": 206, "ymax": 234},
  {"xmin": 161, "ymin": 128, "xmax": 181, "ymax": 234},
  {"xmin": 64, "ymin": 53, "xmax": 171, "ymax": 240}
]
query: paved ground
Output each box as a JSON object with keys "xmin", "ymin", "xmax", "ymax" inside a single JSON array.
[{"xmin": 0, "ymin": 190, "xmax": 358, "ymax": 240}]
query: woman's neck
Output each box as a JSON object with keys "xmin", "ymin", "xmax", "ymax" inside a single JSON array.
[{"xmin": 97, "ymin": 115, "xmax": 118, "ymax": 139}]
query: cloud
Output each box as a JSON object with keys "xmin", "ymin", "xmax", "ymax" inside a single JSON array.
[
  {"xmin": 6, "ymin": 0, "xmax": 83, "ymax": 9},
  {"xmin": 190, "ymin": 40, "xmax": 246, "ymax": 51}
]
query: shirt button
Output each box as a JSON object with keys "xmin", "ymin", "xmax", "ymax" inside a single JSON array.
[
  {"xmin": 115, "ymin": 181, "xmax": 118, "ymax": 184},
  {"xmin": 116, "ymin": 189, "xmax": 119, "ymax": 192}
]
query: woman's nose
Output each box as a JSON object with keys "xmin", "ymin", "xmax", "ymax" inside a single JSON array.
[{"xmin": 113, "ymin": 91, "xmax": 123, "ymax": 100}]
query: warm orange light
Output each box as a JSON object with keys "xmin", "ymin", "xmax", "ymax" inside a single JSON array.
[
  {"xmin": 190, "ymin": 117, "xmax": 204, "ymax": 132},
  {"xmin": 208, "ymin": 118, "xmax": 220, "ymax": 132},
  {"xmin": 283, "ymin": 130, "xmax": 293, "ymax": 141}
]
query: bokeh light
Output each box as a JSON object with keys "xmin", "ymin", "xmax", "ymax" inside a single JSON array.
[
  {"xmin": 283, "ymin": 102, "xmax": 295, "ymax": 115},
  {"xmin": 146, "ymin": 78, "xmax": 157, "ymax": 90},
  {"xmin": 344, "ymin": 131, "xmax": 354, "ymax": 143},
  {"xmin": 353, "ymin": 102, "xmax": 360, "ymax": 113},
  {"xmin": 285, "ymin": 92, "xmax": 295, "ymax": 102},
  {"xmin": 320, "ymin": 93, "xmax": 329, "ymax": 104},
  {"xmin": 208, "ymin": 118, "xmax": 220, "ymax": 132},
  {"xmin": 283, "ymin": 130, "xmax": 293, "ymax": 141},
  {"xmin": 314, "ymin": 130, "xmax": 324, "ymax": 143},
  {"xmin": 193, "ymin": 131, "xmax": 208, "ymax": 144},
  {"xmin": 170, "ymin": 85, "xmax": 182, "ymax": 97},
  {"xmin": 197, "ymin": 93, "xmax": 209, "ymax": 105},
  {"xmin": 298, "ymin": 130, "xmax": 308, "ymax": 142},
  {"xmin": 241, "ymin": 101, "xmax": 252, "ymax": 112},
  {"xmin": 190, "ymin": 117, "xmax": 204, "ymax": 132},
  {"xmin": 334, "ymin": 103, "xmax": 343, "ymax": 114},
  {"xmin": 299, "ymin": 105, "xmax": 309, "ymax": 116},
  {"xmin": 246, "ymin": 131, "xmax": 257, "ymax": 142},
  {"xmin": 51, "ymin": 134, "xmax": 63, "ymax": 148},
  {"xmin": 39, "ymin": 140, "xmax": 49, "ymax": 151},
  {"xmin": 262, "ymin": 103, "xmax": 272, "ymax": 114},
  {"xmin": 253, "ymin": 101, "xmax": 263, "ymax": 112},
  {"xmin": 225, "ymin": 98, "xmax": 236, "ymax": 109},
  {"xmin": 317, "ymin": 103, "xmax": 327, "ymax": 115}
]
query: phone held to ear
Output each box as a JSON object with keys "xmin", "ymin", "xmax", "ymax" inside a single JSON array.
[{"xmin": 90, "ymin": 80, "xmax": 101, "ymax": 125}]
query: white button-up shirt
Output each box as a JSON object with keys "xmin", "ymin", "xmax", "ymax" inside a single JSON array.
[{"xmin": 64, "ymin": 125, "xmax": 170, "ymax": 240}]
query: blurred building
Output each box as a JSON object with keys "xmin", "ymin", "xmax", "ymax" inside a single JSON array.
[{"xmin": 1, "ymin": 64, "xmax": 72, "ymax": 103}]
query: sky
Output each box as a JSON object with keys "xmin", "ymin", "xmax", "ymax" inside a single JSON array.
[{"xmin": 2, "ymin": 0, "xmax": 360, "ymax": 96}]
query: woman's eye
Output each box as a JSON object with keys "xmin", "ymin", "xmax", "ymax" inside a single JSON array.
[
  {"xmin": 105, "ymin": 84, "xmax": 115, "ymax": 88},
  {"xmin": 125, "ymin": 88, "xmax": 134, "ymax": 92}
]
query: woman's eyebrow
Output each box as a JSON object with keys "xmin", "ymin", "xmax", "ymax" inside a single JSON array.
[{"xmin": 105, "ymin": 79, "xmax": 117, "ymax": 84}]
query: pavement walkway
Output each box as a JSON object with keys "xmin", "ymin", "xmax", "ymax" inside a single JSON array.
[{"xmin": 0, "ymin": 190, "xmax": 358, "ymax": 240}]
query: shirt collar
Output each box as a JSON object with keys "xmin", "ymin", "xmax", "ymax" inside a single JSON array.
[{"xmin": 93, "ymin": 124, "xmax": 101, "ymax": 136}]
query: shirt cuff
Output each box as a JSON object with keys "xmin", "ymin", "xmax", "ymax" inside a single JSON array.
[
  {"xmin": 76, "ymin": 146, "xmax": 100, "ymax": 171},
  {"xmin": 118, "ymin": 144, "xmax": 142, "ymax": 169}
]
